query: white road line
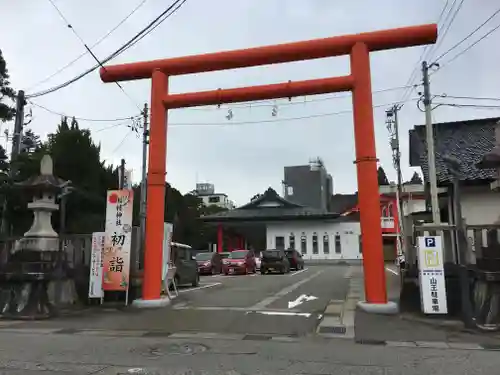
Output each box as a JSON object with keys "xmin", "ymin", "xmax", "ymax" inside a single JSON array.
[
  {"xmin": 385, "ymin": 267, "xmax": 399, "ymax": 276},
  {"xmin": 249, "ymin": 270, "xmax": 324, "ymax": 310},
  {"xmin": 178, "ymin": 282, "xmax": 221, "ymax": 294},
  {"xmin": 289, "ymin": 267, "xmax": 308, "ymax": 276},
  {"xmin": 247, "ymin": 311, "xmax": 312, "ymax": 318}
]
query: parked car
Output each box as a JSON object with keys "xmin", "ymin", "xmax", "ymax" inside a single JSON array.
[
  {"xmin": 222, "ymin": 250, "xmax": 256, "ymax": 275},
  {"xmin": 171, "ymin": 242, "xmax": 200, "ymax": 287},
  {"xmin": 255, "ymin": 256, "xmax": 261, "ymax": 271},
  {"xmin": 260, "ymin": 249, "xmax": 290, "ymax": 274},
  {"xmin": 285, "ymin": 249, "xmax": 305, "ymax": 270},
  {"xmin": 195, "ymin": 252, "xmax": 223, "ymax": 275},
  {"xmin": 220, "ymin": 252, "xmax": 231, "ymax": 260}
]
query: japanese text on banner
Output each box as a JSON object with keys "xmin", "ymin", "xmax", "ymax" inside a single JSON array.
[{"xmin": 103, "ymin": 190, "xmax": 133, "ymax": 292}]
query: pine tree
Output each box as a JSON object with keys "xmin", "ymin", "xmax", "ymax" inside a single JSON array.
[
  {"xmin": 377, "ymin": 166, "xmax": 390, "ymax": 186},
  {"xmin": 0, "ymin": 49, "xmax": 15, "ymax": 123}
]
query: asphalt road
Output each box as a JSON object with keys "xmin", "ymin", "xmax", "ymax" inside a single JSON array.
[
  {"xmin": 6, "ymin": 265, "xmax": 350, "ymax": 338},
  {"xmin": 170, "ymin": 265, "xmax": 350, "ymax": 336},
  {"xmin": 0, "ymin": 330, "xmax": 498, "ymax": 374}
]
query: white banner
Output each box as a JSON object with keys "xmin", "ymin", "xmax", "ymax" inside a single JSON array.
[
  {"xmin": 417, "ymin": 236, "xmax": 448, "ymax": 314},
  {"xmin": 103, "ymin": 190, "xmax": 134, "ymax": 292},
  {"xmin": 162, "ymin": 222, "xmax": 174, "ymax": 282},
  {"xmin": 118, "ymin": 169, "xmax": 133, "ymax": 190},
  {"xmin": 89, "ymin": 232, "xmax": 105, "ymax": 298}
]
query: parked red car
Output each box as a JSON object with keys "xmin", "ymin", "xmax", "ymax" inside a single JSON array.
[
  {"xmin": 222, "ymin": 250, "xmax": 256, "ymax": 275},
  {"xmin": 195, "ymin": 252, "xmax": 223, "ymax": 275}
]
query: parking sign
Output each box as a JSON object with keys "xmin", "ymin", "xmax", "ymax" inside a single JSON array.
[
  {"xmin": 425, "ymin": 237, "xmax": 436, "ymax": 247},
  {"xmin": 417, "ymin": 236, "xmax": 447, "ymax": 314}
]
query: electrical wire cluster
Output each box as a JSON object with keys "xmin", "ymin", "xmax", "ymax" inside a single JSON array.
[{"xmin": 26, "ymin": 0, "xmax": 188, "ymax": 99}]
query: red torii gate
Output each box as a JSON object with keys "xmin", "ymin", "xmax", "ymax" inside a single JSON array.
[{"xmin": 100, "ymin": 24, "xmax": 437, "ymax": 309}]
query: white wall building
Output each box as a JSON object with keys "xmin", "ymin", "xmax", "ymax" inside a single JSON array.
[
  {"xmin": 266, "ymin": 221, "xmax": 361, "ymax": 261},
  {"xmin": 201, "ymin": 187, "xmax": 362, "ymax": 262},
  {"xmin": 192, "ymin": 183, "xmax": 235, "ymax": 210}
]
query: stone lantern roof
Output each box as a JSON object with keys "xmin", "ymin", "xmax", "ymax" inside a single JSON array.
[{"xmin": 15, "ymin": 155, "xmax": 67, "ymax": 192}]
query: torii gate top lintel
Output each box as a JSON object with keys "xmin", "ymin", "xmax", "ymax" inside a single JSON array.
[{"xmin": 100, "ymin": 23, "xmax": 437, "ymax": 82}]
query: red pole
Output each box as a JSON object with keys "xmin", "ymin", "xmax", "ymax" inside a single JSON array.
[
  {"xmin": 350, "ymin": 42, "xmax": 387, "ymax": 304},
  {"xmin": 142, "ymin": 70, "xmax": 168, "ymax": 301},
  {"xmin": 217, "ymin": 225, "xmax": 223, "ymax": 253}
]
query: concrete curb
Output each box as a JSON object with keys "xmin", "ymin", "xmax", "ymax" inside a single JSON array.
[
  {"xmin": 355, "ymin": 338, "xmax": 500, "ymax": 351},
  {"xmin": 0, "ymin": 327, "xmax": 304, "ymax": 343},
  {"xmin": 317, "ymin": 266, "xmax": 362, "ymax": 339}
]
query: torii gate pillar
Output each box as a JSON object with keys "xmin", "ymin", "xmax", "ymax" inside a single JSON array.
[{"xmin": 100, "ymin": 24, "xmax": 437, "ymax": 312}]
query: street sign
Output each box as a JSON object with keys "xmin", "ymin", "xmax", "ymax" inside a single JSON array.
[{"xmin": 417, "ymin": 236, "xmax": 448, "ymax": 314}]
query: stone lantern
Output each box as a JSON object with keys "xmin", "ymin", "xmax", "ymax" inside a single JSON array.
[{"xmin": 0, "ymin": 155, "xmax": 69, "ymax": 319}]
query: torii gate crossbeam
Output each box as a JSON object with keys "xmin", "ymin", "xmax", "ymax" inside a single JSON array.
[{"xmin": 100, "ymin": 23, "xmax": 437, "ymax": 309}]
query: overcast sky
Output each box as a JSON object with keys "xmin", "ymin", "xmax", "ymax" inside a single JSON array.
[{"xmin": 1, "ymin": 0, "xmax": 500, "ymax": 206}]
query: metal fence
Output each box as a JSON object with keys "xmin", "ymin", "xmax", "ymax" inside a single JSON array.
[
  {"xmin": 0, "ymin": 226, "xmax": 142, "ymax": 273},
  {"xmin": 409, "ymin": 223, "xmax": 500, "ymax": 267}
]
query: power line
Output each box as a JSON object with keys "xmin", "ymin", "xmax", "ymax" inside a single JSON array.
[
  {"xmin": 31, "ymin": 84, "xmax": 410, "ymax": 125},
  {"xmin": 398, "ymin": 1, "xmax": 453, "ymax": 104},
  {"xmin": 433, "ymin": 102, "xmax": 500, "ymax": 109},
  {"xmin": 26, "ymin": 0, "xmax": 149, "ymax": 91},
  {"xmin": 111, "ymin": 131, "xmax": 133, "ymax": 154},
  {"xmin": 166, "ymin": 98, "xmax": 418, "ymax": 127},
  {"xmin": 428, "ymin": 0, "xmax": 466, "ymax": 61},
  {"xmin": 433, "ymin": 5, "xmax": 500, "ymax": 63},
  {"xmin": 29, "ymin": 101, "xmax": 141, "ymax": 122},
  {"xmin": 46, "ymin": 0, "xmax": 142, "ymax": 111},
  {"xmin": 442, "ymin": 95, "xmax": 500, "ymax": 101},
  {"xmin": 27, "ymin": 0, "xmax": 188, "ymax": 99},
  {"xmin": 436, "ymin": 21, "xmax": 500, "ymax": 71}
]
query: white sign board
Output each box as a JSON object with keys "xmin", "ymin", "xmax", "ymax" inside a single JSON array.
[
  {"xmin": 417, "ymin": 236, "xmax": 448, "ymax": 314},
  {"xmin": 118, "ymin": 169, "xmax": 133, "ymax": 189},
  {"xmin": 89, "ymin": 232, "xmax": 105, "ymax": 298},
  {"xmin": 162, "ymin": 222, "xmax": 174, "ymax": 282},
  {"xmin": 103, "ymin": 190, "xmax": 133, "ymax": 292}
]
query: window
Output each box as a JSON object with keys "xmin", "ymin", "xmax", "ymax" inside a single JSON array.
[
  {"xmin": 289, "ymin": 233, "xmax": 295, "ymax": 250},
  {"xmin": 300, "ymin": 232, "xmax": 307, "ymax": 254},
  {"xmin": 323, "ymin": 233, "xmax": 329, "ymax": 254},
  {"xmin": 208, "ymin": 196, "xmax": 220, "ymax": 203},
  {"xmin": 359, "ymin": 235, "xmax": 363, "ymax": 254},
  {"xmin": 388, "ymin": 203, "xmax": 394, "ymax": 217},
  {"xmin": 312, "ymin": 232, "xmax": 319, "ymax": 254},
  {"xmin": 287, "ymin": 186, "xmax": 294, "ymax": 196},
  {"xmin": 335, "ymin": 234, "xmax": 341, "ymax": 254},
  {"xmin": 275, "ymin": 236, "xmax": 285, "ymax": 250}
]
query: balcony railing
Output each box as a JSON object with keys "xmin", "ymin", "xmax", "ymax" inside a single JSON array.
[{"xmin": 381, "ymin": 217, "xmax": 395, "ymax": 229}]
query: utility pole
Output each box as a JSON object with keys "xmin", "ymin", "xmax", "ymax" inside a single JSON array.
[
  {"xmin": 139, "ymin": 103, "xmax": 149, "ymax": 265},
  {"xmin": 422, "ymin": 61, "xmax": 440, "ymax": 224},
  {"xmin": 0, "ymin": 90, "xmax": 26, "ymax": 235},
  {"xmin": 55, "ymin": 181, "xmax": 72, "ymax": 308},
  {"xmin": 119, "ymin": 159, "xmax": 126, "ymax": 190},
  {"xmin": 386, "ymin": 105, "xmax": 405, "ymax": 257}
]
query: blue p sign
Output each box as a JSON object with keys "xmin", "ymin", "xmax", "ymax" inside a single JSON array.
[{"xmin": 425, "ymin": 237, "xmax": 436, "ymax": 247}]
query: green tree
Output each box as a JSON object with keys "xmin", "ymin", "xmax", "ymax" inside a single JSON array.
[
  {"xmin": 377, "ymin": 166, "xmax": 389, "ymax": 186},
  {"xmin": 0, "ymin": 49, "xmax": 15, "ymax": 123},
  {"xmin": 21, "ymin": 129, "xmax": 42, "ymax": 153}
]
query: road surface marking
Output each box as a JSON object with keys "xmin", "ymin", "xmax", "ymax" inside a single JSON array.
[
  {"xmin": 385, "ymin": 267, "xmax": 399, "ymax": 276},
  {"xmin": 249, "ymin": 270, "xmax": 323, "ymax": 310},
  {"xmin": 289, "ymin": 267, "xmax": 308, "ymax": 276},
  {"xmin": 247, "ymin": 311, "xmax": 312, "ymax": 318},
  {"xmin": 288, "ymin": 294, "xmax": 318, "ymax": 309},
  {"xmin": 178, "ymin": 282, "xmax": 221, "ymax": 294}
]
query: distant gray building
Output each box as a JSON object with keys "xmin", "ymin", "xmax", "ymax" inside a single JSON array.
[{"xmin": 282, "ymin": 158, "xmax": 333, "ymax": 211}]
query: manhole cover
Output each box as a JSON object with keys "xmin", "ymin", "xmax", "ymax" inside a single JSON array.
[{"xmin": 134, "ymin": 342, "xmax": 209, "ymax": 357}]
